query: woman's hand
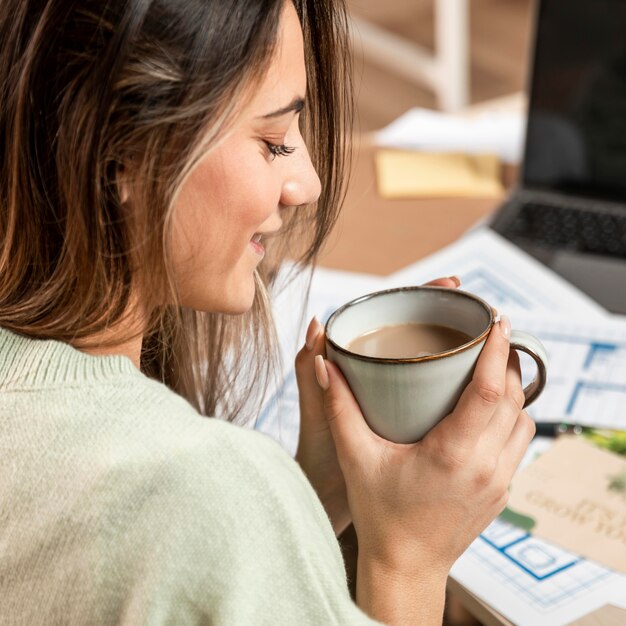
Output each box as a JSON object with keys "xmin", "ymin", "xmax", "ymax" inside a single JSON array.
[
  {"xmin": 314, "ymin": 314, "xmax": 535, "ymax": 625},
  {"xmin": 294, "ymin": 276, "xmax": 461, "ymax": 536},
  {"xmin": 295, "ymin": 315, "xmax": 350, "ymax": 535}
]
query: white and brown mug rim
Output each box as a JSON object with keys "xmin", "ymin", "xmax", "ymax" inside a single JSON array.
[{"xmin": 324, "ymin": 286, "xmax": 496, "ymax": 365}]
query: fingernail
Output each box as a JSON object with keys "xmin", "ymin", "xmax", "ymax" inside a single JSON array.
[
  {"xmin": 499, "ymin": 315, "xmax": 511, "ymax": 340},
  {"xmin": 305, "ymin": 317, "xmax": 322, "ymax": 351},
  {"xmin": 314, "ymin": 355, "xmax": 329, "ymax": 390},
  {"xmin": 448, "ymin": 275, "xmax": 461, "ymax": 287}
]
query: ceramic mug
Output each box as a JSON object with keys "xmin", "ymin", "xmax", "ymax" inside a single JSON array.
[{"xmin": 325, "ymin": 286, "xmax": 548, "ymax": 444}]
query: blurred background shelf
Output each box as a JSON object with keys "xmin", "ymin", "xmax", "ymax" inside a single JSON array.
[{"xmin": 348, "ymin": 0, "xmax": 533, "ymax": 130}]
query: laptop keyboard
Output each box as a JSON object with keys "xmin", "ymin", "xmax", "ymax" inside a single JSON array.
[{"xmin": 506, "ymin": 202, "xmax": 626, "ymax": 258}]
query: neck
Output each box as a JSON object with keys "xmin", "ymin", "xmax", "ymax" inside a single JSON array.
[
  {"xmin": 79, "ymin": 333, "xmax": 143, "ymax": 369},
  {"xmin": 73, "ymin": 296, "xmax": 147, "ymax": 369}
]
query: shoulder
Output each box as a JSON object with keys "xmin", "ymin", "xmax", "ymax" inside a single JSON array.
[
  {"xmin": 6, "ymin": 363, "xmax": 377, "ymax": 624},
  {"xmin": 84, "ymin": 372, "xmax": 334, "ymax": 561},
  {"xmin": 95, "ymin": 394, "xmax": 370, "ymax": 623}
]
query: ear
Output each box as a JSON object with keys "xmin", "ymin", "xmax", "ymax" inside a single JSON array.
[{"xmin": 115, "ymin": 163, "xmax": 131, "ymax": 204}]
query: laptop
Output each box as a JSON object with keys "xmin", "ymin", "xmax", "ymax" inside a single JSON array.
[{"xmin": 490, "ymin": 0, "xmax": 626, "ymax": 314}]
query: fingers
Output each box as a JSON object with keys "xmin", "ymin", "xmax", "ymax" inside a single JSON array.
[
  {"xmin": 295, "ymin": 317, "xmax": 327, "ymax": 433},
  {"xmin": 479, "ymin": 350, "xmax": 524, "ymax": 454},
  {"xmin": 314, "ymin": 356, "xmax": 375, "ymax": 462},
  {"xmin": 423, "ymin": 275, "xmax": 461, "ymax": 289},
  {"xmin": 436, "ymin": 316, "xmax": 512, "ymax": 446},
  {"xmin": 305, "ymin": 316, "xmax": 324, "ymax": 352},
  {"xmin": 495, "ymin": 409, "xmax": 536, "ymax": 481},
  {"xmin": 295, "ymin": 317, "xmax": 325, "ymax": 386}
]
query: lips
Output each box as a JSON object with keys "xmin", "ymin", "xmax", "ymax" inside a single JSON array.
[
  {"xmin": 249, "ymin": 220, "xmax": 282, "ymax": 258},
  {"xmin": 250, "ymin": 233, "xmax": 265, "ymax": 256}
]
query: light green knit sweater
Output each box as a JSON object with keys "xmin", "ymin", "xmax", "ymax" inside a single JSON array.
[{"xmin": 0, "ymin": 328, "xmax": 379, "ymax": 625}]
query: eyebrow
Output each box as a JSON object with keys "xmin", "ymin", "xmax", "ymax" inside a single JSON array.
[{"xmin": 260, "ymin": 97, "xmax": 305, "ymax": 119}]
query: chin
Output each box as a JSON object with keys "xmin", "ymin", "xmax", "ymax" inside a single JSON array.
[
  {"xmin": 187, "ymin": 299, "xmax": 254, "ymax": 316},
  {"xmin": 224, "ymin": 279, "xmax": 257, "ymax": 314},
  {"xmin": 222, "ymin": 299, "xmax": 255, "ymax": 315},
  {"xmin": 182, "ymin": 273, "xmax": 257, "ymax": 314},
  {"xmin": 206, "ymin": 287, "xmax": 256, "ymax": 315}
]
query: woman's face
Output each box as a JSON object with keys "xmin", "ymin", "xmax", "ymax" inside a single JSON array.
[{"xmin": 171, "ymin": 2, "xmax": 320, "ymax": 314}]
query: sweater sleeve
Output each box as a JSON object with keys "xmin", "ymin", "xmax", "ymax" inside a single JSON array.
[{"xmin": 102, "ymin": 420, "xmax": 381, "ymax": 626}]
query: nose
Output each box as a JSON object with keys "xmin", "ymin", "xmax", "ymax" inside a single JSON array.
[{"xmin": 280, "ymin": 144, "xmax": 322, "ymax": 208}]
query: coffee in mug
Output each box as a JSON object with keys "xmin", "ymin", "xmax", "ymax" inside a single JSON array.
[
  {"xmin": 346, "ymin": 323, "xmax": 473, "ymax": 359},
  {"xmin": 325, "ymin": 286, "xmax": 548, "ymax": 444}
]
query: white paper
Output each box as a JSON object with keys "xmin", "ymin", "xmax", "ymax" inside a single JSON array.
[
  {"xmin": 385, "ymin": 228, "xmax": 608, "ymax": 322},
  {"xmin": 451, "ymin": 517, "xmax": 626, "ymax": 626},
  {"xmin": 375, "ymin": 107, "xmax": 526, "ymax": 164},
  {"xmin": 511, "ymin": 313, "xmax": 626, "ymax": 430}
]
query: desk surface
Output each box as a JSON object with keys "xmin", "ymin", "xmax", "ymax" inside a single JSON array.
[
  {"xmin": 319, "ymin": 139, "xmax": 625, "ymax": 626},
  {"xmin": 317, "ymin": 138, "xmax": 500, "ymax": 276}
]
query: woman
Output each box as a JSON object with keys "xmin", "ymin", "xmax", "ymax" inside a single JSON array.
[{"xmin": 0, "ymin": 0, "xmax": 534, "ymax": 624}]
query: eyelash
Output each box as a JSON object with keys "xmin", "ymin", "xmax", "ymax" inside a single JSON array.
[{"xmin": 264, "ymin": 141, "xmax": 296, "ymax": 159}]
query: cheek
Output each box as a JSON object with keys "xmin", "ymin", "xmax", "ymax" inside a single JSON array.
[
  {"xmin": 171, "ymin": 151, "xmax": 277, "ymax": 272},
  {"xmin": 170, "ymin": 158, "xmax": 229, "ymax": 278},
  {"xmin": 167, "ymin": 142, "xmax": 282, "ymax": 312},
  {"xmin": 232, "ymin": 177, "xmax": 277, "ymax": 228}
]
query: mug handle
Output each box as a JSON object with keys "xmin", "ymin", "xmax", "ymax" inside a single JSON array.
[{"xmin": 509, "ymin": 330, "xmax": 548, "ymax": 408}]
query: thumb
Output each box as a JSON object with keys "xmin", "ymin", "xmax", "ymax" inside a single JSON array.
[{"xmin": 314, "ymin": 356, "xmax": 375, "ymax": 459}]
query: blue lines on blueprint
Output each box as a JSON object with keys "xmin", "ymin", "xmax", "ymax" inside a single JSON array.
[
  {"xmin": 479, "ymin": 532, "xmax": 580, "ymax": 581},
  {"xmin": 461, "ymin": 268, "xmax": 534, "ymax": 310},
  {"xmin": 566, "ymin": 381, "xmax": 626, "ymax": 416}
]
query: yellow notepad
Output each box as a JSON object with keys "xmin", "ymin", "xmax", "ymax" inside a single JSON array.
[{"xmin": 375, "ymin": 149, "xmax": 504, "ymax": 199}]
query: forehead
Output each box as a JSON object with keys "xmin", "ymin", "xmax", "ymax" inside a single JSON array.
[{"xmin": 245, "ymin": 2, "xmax": 306, "ymax": 114}]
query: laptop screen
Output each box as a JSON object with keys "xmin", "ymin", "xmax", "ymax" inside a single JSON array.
[{"xmin": 523, "ymin": 0, "xmax": 626, "ymax": 202}]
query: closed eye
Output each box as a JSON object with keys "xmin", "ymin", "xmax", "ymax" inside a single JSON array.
[{"xmin": 264, "ymin": 141, "xmax": 296, "ymax": 159}]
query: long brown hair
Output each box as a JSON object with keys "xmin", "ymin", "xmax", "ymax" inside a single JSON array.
[{"xmin": 0, "ymin": 0, "xmax": 352, "ymax": 421}]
